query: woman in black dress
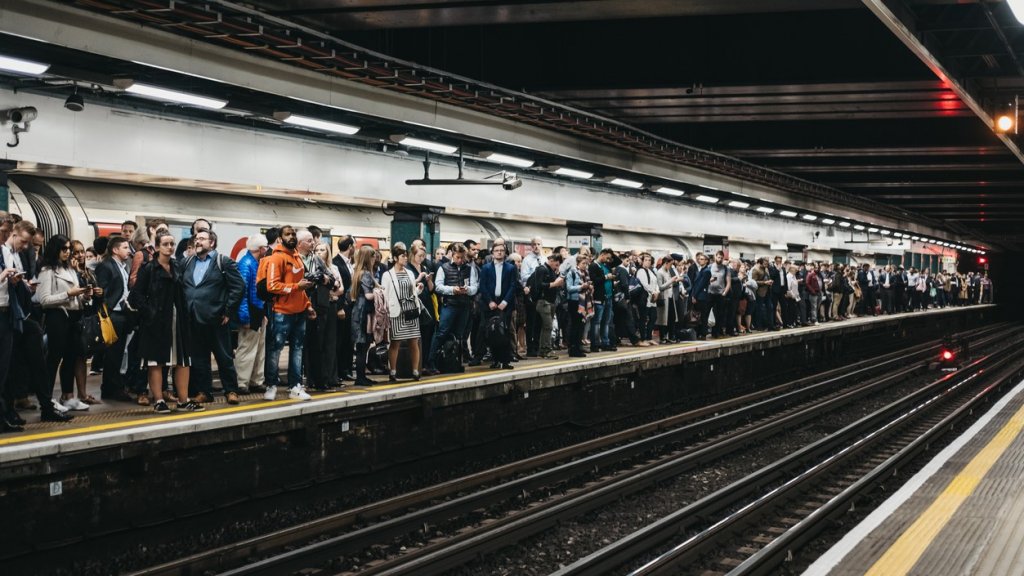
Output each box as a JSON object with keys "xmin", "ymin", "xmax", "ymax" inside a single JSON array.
[{"xmin": 128, "ymin": 232, "xmax": 203, "ymax": 414}]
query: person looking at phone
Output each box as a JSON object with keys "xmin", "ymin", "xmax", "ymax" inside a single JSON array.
[{"xmin": 0, "ymin": 219, "xmax": 33, "ymax": 431}]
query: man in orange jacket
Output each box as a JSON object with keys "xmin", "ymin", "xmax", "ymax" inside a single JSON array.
[{"xmin": 261, "ymin": 225, "xmax": 316, "ymax": 401}]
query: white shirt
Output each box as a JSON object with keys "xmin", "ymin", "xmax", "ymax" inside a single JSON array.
[
  {"xmin": 521, "ymin": 251, "xmax": 542, "ymax": 284},
  {"xmin": 113, "ymin": 257, "xmax": 130, "ymax": 311},
  {"xmin": 494, "ymin": 259, "xmax": 505, "ymax": 298}
]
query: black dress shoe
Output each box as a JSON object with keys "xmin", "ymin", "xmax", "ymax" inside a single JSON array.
[
  {"xmin": 501, "ymin": 363, "xmax": 514, "ymax": 370},
  {"xmin": 6, "ymin": 411, "xmax": 26, "ymax": 426},
  {"xmin": 354, "ymin": 377, "xmax": 377, "ymax": 387},
  {"xmin": 41, "ymin": 410, "xmax": 74, "ymax": 423},
  {"xmin": 340, "ymin": 373, "xmax": 355, "ymax": 382},
  {"xmin": 1, "ymin": 420, "xmax": 24, "ymax": 433},
  {"xmin": 489, "ymin": 361, "xmax": 501, "ymax": 369},
  {"xmin": 468, "ymin": 359, "xmax": 482, "ymax": 367}
]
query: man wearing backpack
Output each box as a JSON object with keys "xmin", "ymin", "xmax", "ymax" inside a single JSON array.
[
  {"xmin": 529, "ymin": 252, "xmax": 565, "ymax": 359},
  {"xmin": 182, "ymin": 230, "xmax": 246, "ymax": 404},
  {"xmin": 470, "ymin": 240, "xmax": 517, "ymax": 369}
]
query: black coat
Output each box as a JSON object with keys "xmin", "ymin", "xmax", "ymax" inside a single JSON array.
[{"xmin": 129, "ymin": 260, "xmax": 191, "ymax": 366}]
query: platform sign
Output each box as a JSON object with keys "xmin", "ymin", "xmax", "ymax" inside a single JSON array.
[
  {"xmin": 942, "ymin": 256, "xmax": 956, "ymax": 272},
  {"xmin": 566, "ymin": 235, "xmax": 591, "ymax": 249}
]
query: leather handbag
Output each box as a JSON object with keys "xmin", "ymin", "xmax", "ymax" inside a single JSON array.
[{"xmin": 81, "ymin": 303, "xmax": 118, "ymax": 354}]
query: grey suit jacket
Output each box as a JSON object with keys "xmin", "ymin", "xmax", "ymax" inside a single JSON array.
[{"xmin": 180, "ymin": 251, "xmax": 244, "ymax": 325}]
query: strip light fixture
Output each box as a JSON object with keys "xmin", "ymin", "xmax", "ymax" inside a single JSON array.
[
  {"xmin": 652, "ymin": 186, "xmax": 685, "ymax": 197},
  {"xmin": 695, "ymin": 194, "xmax": 720, "ymax": 203},
  {"xmin": 854, "ymin": 224, "xmax": 866, "ymax": 230},
  {"xmin": 867, "ymin": 227, "xmax": 879, "ymax": 233},
  {"xmin": 391, "ymin": 135, "xmax": 458, "ymax": 154},
  {"xmin": 838, "ymin": 221, "xmax": 851, "ymax": 228},
  {"xmin": 0, "ymin": 54, "xmax": 49, "ymax": 75},
  {"xmin": 124, "ymin": 82, "xmax": 228, "ymax": 109},
  {"xmin": 480, "ymin": 152, "xmax": 534, "ymax": 168},
  {"xmin": 609, "ymin": 177, "xmax": 643, "ymax": 189},
  {"xmin": 755, "ymin": 206, "xmax": 775, "ymax": 214},
  {"xmin": 821, "ymin": 218, "xmax": 836, "ymax": 225},
  {"xmin": 552, "ymin": 167, "xmax": 594, "ymax": 179},
  {"xmin": 801, "ymin": 214, "xmax": 817, "ymax": 221},
  {"xmin": 880, "ymin": 229, "xmax": 891, "ymax": 235},
  {"xmin": 274, "ymin": 112, "xmax": 359, "ymax": 135},
  {"xmin": 728, "ymin": 200, "xmax": 750, "ymax": 208},
  {"xmin": 780, "ymin": 210, "xmax": 798, "ymax": 217}
]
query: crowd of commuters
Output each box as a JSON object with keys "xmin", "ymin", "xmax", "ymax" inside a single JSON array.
[{"xmin": 0, "ymin": 212, "xmax": 995, "ymax": 432}]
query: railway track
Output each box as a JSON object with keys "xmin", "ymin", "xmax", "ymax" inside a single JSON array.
[
  {"xmin": 129, "ymin": 325, "xmax": 1013, "ymax": 576},
  {"xmin": 555, "ymin": 327, "xmax": 1024, "ymax": 576}
]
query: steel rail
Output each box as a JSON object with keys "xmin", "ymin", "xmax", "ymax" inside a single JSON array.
[{"xmin": 615, "ymin": 332, "xmax": 1024, "ymax": 576}]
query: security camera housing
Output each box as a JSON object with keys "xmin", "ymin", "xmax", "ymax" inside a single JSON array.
[{"xmin": 7, "ymin": 107, "xmax": 38, "ymax": 124}]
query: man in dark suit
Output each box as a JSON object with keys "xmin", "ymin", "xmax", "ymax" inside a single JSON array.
[
  {"xmin": 857, "ymin": 263, "xmax": 877, "ymax": 315},
  {"xmin": 332, "ymin": 235, "xmax": 355, "ymax": 382},
  {"xmin": 469, "ymin": 240, "xmax": 517, "ymax": 369},
  {"xmin": 769, "ymin": 256, "xmax": 787, "ymax": 330},
  {"xmin": 181, "ymin": 230, "xmax": 245, "ymax": 404},
  {"xmin": 95, "ymin": 236, "xmax": 135, "ymax": 401}
]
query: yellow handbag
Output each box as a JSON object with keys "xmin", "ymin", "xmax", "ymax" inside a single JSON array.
[{"xmin": 98, "ymin": 303, "xmax": 119, "ymax": 346}]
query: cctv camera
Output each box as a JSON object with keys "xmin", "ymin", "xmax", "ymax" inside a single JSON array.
[
  {"xmin": 502, "ymin": 174, "xmax": 523, "ymax": 190},
  {"xmin": 8, "ymin": 107, "xmax": 37, "ymax": 124}
]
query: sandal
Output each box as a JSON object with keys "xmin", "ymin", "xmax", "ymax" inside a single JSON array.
[
  {"xmin": 137, "ymin": 395, "xmax": 151, "ymax": 406},
  {"xmin": 79, "ymin": 395, "xmax": 102, "ymax": 405}
]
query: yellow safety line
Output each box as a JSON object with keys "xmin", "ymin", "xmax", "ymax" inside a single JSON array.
[
  {"xmin": 0, "ymin": 340, "xmax": 712, "ymax": 447},
  {"xmin": 865, "ymin": 399, "xmax": 1024, "ymax": 575}
]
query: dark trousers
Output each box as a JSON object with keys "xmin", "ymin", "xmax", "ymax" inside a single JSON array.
[
  {"xmin": 189, "ymin": 320, "xmax": 238, "ymax": 397},
  {"xmin": 336, "ymin": 305, "xmax": 354, "ymax": 377},
  {"xmin": 880, "ymin": 287, "xmax": 894, "ymax": 314},
  {"xmin": 13, "ymin": 318, "xmax": 51, "ymax": 408},
  {"xmin": 613, "ymin": 299, "xmax": 639, "ymax": 344},
  {"xmin": 43, "ymin": 309, "xmax": 83, "ymax": 396},
  {"xmin": 640, "ymin": 305, "xmax": 656, "ymax": 341},
  {"xmin": 101, "ymin": 311, "xmax": 131, "ymax": 398},
  {"xmin": 420, "ymin": 317, "xmax": 436, "ymax": 370},
  {"xmin": 754, "ymin": 293, "xmax": 772, "ymax": 330},
  {"xmin": 709, "ymin": 293, "xmax": 727, "ymax": 337},
  {"xmin": 525, "ymin": 299, "xmax": 539, "ymax": 355},
  {"xmin": 555, "ymin": 303, "xmax": 569, "ymax": 348},
  {"xmin": 696, "ymin": 299, "xmax": 712, "ymax": 338},
  {"xmin": 567, "ymin": 303, "xmax": 585, "ymax": 355},
  {"xmin": 0, "ymin": 318, "xmax": 11, "ymax": 416},
  {"xmin": 429, "ymin": 304, "xmax": 471, "ymax": 367},
  {"xmin": 355, "ymin": 341, "xmax": 370, "ymax": 380},
  {"xmin": 306, "ymin": 305, "xmax": 337, "ymax": 389}
]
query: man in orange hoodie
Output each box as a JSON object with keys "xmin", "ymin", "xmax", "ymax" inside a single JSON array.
[{"xmin": 262, "ymin": 225, "xmax": 316, "ymax": 401}]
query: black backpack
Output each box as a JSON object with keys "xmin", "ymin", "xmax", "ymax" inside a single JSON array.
[
  {"xmin": 436, "ymin": 334, "xmax": 464, "ymax": 374},
  {"xmin": 485, "ymin": 315, "xmax": 509, "ymax": 352}
]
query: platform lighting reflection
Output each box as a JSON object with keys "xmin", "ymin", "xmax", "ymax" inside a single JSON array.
[
  {"xmin": 780, "ymin": 210, "xmax": 798, "ymax": 217},
  {"xmin": 838, "ymin": 221, "xmax": 851, "ymax": 228},
  {"xmin": 755, "ymin": 206, "xmax": 775, "ymax": 214},
  {"xmin": 695, "ymin": 195, "xmax": 720, "ymax": 204},
  {"xmin": 551, "ymin": 167, "xmax": 594, "ymax": 179},
  {"xmin": 728, "ymin": 200, "xmax": 750, "ymax": 208},
  {"xmin": 609, "ymin": 177, "xmax": 643, "ymax": 189},
  {"xmin": 652, "ymin": 186, "xmax": 684, "ymax": 197},
  {"xmin": 854, "ymin": 224, "xmax": 866, "ymax": 230},
  {"xmin": 274, "ymin": 113, "xmax": 359, "ymax": 135},
  {"xmin": 821, "ymin": 218, "xmax": 836, "ymax": 225},
  {"xmin": 124, "ymin": 83, "xmax": 228, "ymax": 109},
  {"xmin": 801, "ymin": 214, "xmax": 817, "ymax": 221},
  {"xmin": 0, "ymin": 54, "xmax": 49, "ymax": 75},
  {"xmin": 391, "ymin": 135, "xmax": 458, "ymax": 155},
  {"xmin": 480, "ymin": 152, "xmax": 534, "ymax": 168}
]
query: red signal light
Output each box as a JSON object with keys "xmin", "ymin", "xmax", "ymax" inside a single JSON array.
[
  {"xmin": 941, "ymin": 350, "xmax": 954, "ymax": 361},
  {"xmin": 978, "ymin": 257, "xmax": 987, "ymax": 265}
]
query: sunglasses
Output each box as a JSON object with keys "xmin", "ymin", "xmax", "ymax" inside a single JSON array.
[{"xmin": 61, "ymin": 246, "xmax": 71, "ymax": 251}]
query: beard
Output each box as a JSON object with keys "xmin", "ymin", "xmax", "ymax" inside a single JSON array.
[{"xmin": 284, "ymin": 238, "xmax": 298, "ymax": 250}]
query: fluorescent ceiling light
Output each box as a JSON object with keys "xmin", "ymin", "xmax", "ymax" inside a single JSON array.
[
  {"xmin": 880, "ymin": 229, "xmax": 891, "ymax": 235},
  {"xmin": 1009, "ymin": 0, "xmax": 1024, "ymax": 24},
  {"xmin": 801, "ymin": 214, "xmax": 817, "ymax": 221},
  {"xmin": 755, "ymin": 206, "xmax": 775, "ymax": 214},
  {"xmin": 867, "ymin": 227, "xmax": 879, "ymax": 233},
  {"xmin": 780, "ymin": 210, "xmax": 798, "ymax": 217},
  {"xmin": 391, "ymin": 135, "xmax": 458, "ymax": 155},
  {"xmin": 728, "ymin": 200, "xmax": 750, "ymax": 208},
  {"xmin": 274, "ymin": 112, "xmax": 359, "ymax": 135},
  {"xmin": 854, "ymin": 224, "xmax": 866, "ymax": 230},
  {"xmin": 652, "ymin": 186, "xmax": 684, "ymax": 197},
  {"xmin": 697, "ymin": 183, "xmax": 721, "ymax": 191},
  {"xmin": 552, "ymin": 167, "xmax": 594, "ymax": 179},
  {"xmin": 911, "ymin": 236, "xmax": 920, "ymax": 240},
  {"xmin": 981, "ymin": 250, "xmax": 987, "ymax": 255},
  {"xmin": 480, "ymin": 152, "xmax": 534, "ymax": 168},
  {"xmin": 695, "ymin": 195, "xmax": 720, "ymax": 204},
  {"xmin": 124, "ymin": 82, "xmax": 228, "ymax": 109},
  {"xmin": 0, "ymin": 54, "xmax": 49, "ymax": 75},
  {"xmin": 821, "ymin": 218, "xmax": 836, "ymax": 225},
  {"xmin": 893, "ymin": 233, "xmax": 903, "ymax": 238},
  {"xmin": 609, "ymin": 177, "xmax": 643, "ymax": 189},
  {"xmin": 838, "ymin": 221, "xmax": 851, "ymax": 228}
]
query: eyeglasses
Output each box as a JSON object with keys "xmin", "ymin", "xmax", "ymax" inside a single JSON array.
[{"xmin": 61, "ymin": 246, "xmax": 71, "ymax": 251}]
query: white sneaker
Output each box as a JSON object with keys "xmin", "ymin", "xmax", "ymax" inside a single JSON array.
[
  {"xmin": 61, "ymin": 397, "xmax": 90, "ymax": 411},
  {"xmin": 263, "ymin": 385, "xmax": 277, "ymax": 401},
  {"xmin": 51, "ymin": 399, "xmax": 70, "ymax": 413},
  {"xmin": 288, "ymin": 385, "xmax": 311, "ymax": 401}
]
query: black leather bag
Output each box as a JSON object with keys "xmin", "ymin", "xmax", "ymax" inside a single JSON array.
[{"xmin": 419, "ymin": 305, "xmax": 435, "ymax": 327}]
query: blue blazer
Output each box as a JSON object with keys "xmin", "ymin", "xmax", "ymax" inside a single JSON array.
[
  {"xmin": 478, "ymin": 260, "xmax": 517, "ymax": 308},
  {"xmin": 692, "ymin": 266, "xmax": 712, "ymax": 303}
]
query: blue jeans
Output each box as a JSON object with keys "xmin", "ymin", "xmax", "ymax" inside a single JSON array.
[
  {"xmin": 429, "ymin": 304, "xmax": 471, "ymax": 366},
  {"xmin": 589, "ymin": 301, "xmax": 613, "ymax": 347},
  {"xmin": 266, "ymin": 312, "xmax": 306, "ymax": 388}
]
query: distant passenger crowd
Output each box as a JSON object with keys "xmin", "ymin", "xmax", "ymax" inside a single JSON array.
[{"xmin": 0, "ymin": 214, "xmax": 995, "ymax": 431}]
